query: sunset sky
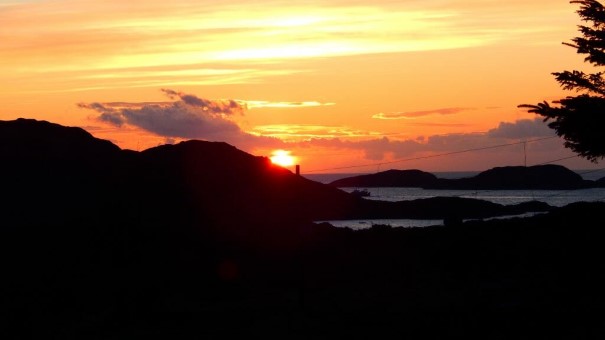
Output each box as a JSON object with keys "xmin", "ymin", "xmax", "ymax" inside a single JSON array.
[{"xmin": 1, "ymin": 0, "xmax": 602, "ymax": 173}]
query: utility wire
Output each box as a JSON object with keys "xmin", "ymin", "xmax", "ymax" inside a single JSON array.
[
  {"xmin": 448, "ymin": 165, "xmax": 605, "ymax": 203},
  {"xmin": 305, "ymin": 136, "xmax": 557, "ymax": 173},
  {"xmin": 532, "ymin": 155, "xmax": 580, "ymax": 166},
  {"xmin": 449, "ymin": 160, "xmax": 603, "ymax": 201},
  {"xmin": 307, "ymin": 133, "xmax": 605, "ymax": 204}
]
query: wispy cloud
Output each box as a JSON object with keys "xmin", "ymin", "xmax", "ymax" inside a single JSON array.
[
  {"xmin": 403, "ymin": 122, "xmax": 470, "ymax": 127},
  {"xmin": 299, "ymin": 118, "xmax": 561, "ymax": 165},
  {"xmin": 252, "ymin": 124, "xmax": 380, "ymax": 141},
  {"xmin": 244, "ymin": 101, "xmax": 335, "ymax": 109},
  {"xmin": 372, "ymin": 107, "xmax": 471, "ymax": 120},
  {"xmin": 0, "ymin": 1, "xmax": 575, "ymax": 86}
]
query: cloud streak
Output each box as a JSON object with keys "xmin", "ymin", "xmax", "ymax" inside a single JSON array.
[
  {"xmin": 252, "ymin": 124, "xmax": 380, "ymax": 140},
  {"xmin": 299, "ymin": 132, "xmax": 574, "ymax": 173},
  {"xmin": 487, "ymin": 118, "xmax": 554, "ymax": 139},
  {"xmin": 372, "ymin": 107, "xmax": 471, "ymax": 120},
  {"xmin": 78, "ymin": 95, "xmax": 579, "ymax": 171},
  {"xmin": 79, "ymin": 100, "xmax": 241, "ymax": 139},
  {"xmin": 299, "ymin": 118, "xmax": 561, "ymax": 166},
  {"xmin": 160, "ymin": 89, "xmax": 244, "ymax": 115},
  {"xmin": 244, "ymin": 101, "xmax": 335, "ymax": 109},
  {"xmin": 81, "ymin": 93, "xmax": 559, "ymax": 164},
  {"xmin": 79, "ymin": 89, "xmax": 281, "ymax": 149},
  {"xmin": 0, "ymin": 1, "xmax": 575, "ymax": 73}
]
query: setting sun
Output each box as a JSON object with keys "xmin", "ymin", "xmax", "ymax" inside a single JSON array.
[
  {"xmin": 270, "ymin": 150, "xmax": 297, "ymax": 167},
  {"xmin": 0, "ymin": 0, "xmax": 600, "ymax": 172}
]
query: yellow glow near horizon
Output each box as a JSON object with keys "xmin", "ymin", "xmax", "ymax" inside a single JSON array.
[
  {"xmin": 0, "ymin": 0, "xmax": 596, "ymax": 171},
  {"xmin": 270, "ymin": 150, "xmax": 297, "ymax": 167},
  {"xmin": 1, "ymin": 1, "xmax": 548, "ymax": 76}
]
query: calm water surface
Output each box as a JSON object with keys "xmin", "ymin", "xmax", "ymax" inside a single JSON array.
[
  {"xmin": 308, "ymin": 171, "xmax": 605, "ymax": 229},
  {"xmin": 340, "ymin": 187, "xmax": 605, "ymax": 207}
]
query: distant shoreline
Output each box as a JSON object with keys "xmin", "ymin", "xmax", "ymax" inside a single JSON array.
[{"xmin": 304, "ymin": 168, "xmax": 605, "ymax": 183}]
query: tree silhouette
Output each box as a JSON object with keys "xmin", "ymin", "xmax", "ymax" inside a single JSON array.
[{"xmin": 519, "ymin": 0, "xmax": 605, "ymax": 162}]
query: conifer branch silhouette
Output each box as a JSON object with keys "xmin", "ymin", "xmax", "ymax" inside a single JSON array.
[{"xmin": 520, "ymin": 0, "xmax": 605, "ymax": 162}]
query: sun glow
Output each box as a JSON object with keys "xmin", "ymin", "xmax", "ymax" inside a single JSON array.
[{"xmin": 270, "ymin": 150, "xmax": 297, "ymax": 167}]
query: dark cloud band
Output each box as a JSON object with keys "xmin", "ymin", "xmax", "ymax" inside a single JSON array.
[{"xmin": 79, "ymin": 89, "xmax": 279, "ymax": 149}]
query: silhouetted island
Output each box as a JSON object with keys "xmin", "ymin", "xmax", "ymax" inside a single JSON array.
[
  {"xmin": 1, "ymin": 118, "xmax": 604, "ymax": 339},
  {"xmin": 330, "ymin": 169, "xmax": 438, "ymax": 187},
  {"xmin": 0, "ymin": 118, "xmax": 548, "ymax": 224},
  {"xmin": 331, "ymin": 165, "xmax": 597, "ymax": 190}
]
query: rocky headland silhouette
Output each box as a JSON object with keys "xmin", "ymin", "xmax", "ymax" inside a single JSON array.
[
  {"xmin": 330, "ymin": 165, "xmax": 603, "ymax": 189},
  {"xmin": 0, "ymin": 118, "xmax": 549, "ymax": 225},
  {"xmin": 1, "ymin": 118, "xmax": 604, "ymax": 338}
]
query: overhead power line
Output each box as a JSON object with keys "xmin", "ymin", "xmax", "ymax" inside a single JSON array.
[
  {"xmin": 531, "ymin": 155, "xmax": 579, "ymax": 166},
  {"xmin": 305, "ymin": 136, "xmax": 558, "ymax": 173}
]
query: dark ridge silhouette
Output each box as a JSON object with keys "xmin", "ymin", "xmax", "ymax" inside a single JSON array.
[
  {"xmin": 352, "ymin": 197, "xmax": 551, "ymax": 220},
  {"xmin": 330, "ymin": 169, "xmax": 437, "ymax": 187},
  {"xmin": 0, "ymin": 118, "xmax": 355, "ymax": 225},
  {"xmin": 136, "ymin": 140, "xmax": 359, "ymax": 222},
  {"xmin": 428, "ymin": 164, "xmax": 592, "ymax": 190},
  {"xmin": 0, "ymin": 118, "xmax": 136, "ymax": 226},
  {"xmin": 331, "ymin": 164, "xmax": 595, "ymax": 190},
  {"xmin": 0, "ymin": 119, "xmax": 547, "ymax": 225},
  {"xmin": 1, "ymin": 118, "xmax": 603, "ymax": 338}
]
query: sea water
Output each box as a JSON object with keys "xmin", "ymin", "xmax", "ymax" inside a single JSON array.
[
  {"xmin": 339, "ymin": 187, "xmax": 605, "ymax": 207},
  {"xmin": 306, "ymin": 171, "xmax": 605, "ymax": 229}
]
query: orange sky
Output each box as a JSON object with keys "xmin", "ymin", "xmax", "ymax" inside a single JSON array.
[{"xmin": 1, "ymin": 0, "xmax": 602, "ymax": 173}]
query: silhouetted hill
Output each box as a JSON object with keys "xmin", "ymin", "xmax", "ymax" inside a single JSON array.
[
  {"xmin": 0, "ymin": 119, "xmax": 548, "ymax": 226},
  {"xmin": 331, "ymin": 164, "xmax": 595, "ymax": 190},
  {"xmin": 428, "ymin": 164, "xmax": 592, "ymax": 190},
  {"xmin": 354, "ymin": 197, "xmax": 551, "ymax": 220},
  {"xmin": 0, "ymin": 119, "xmax": 358, "ymax": 225},
  {"xmin": 330, "ymin": 169, "xmax": 437, "ymax": 187},
  {"xmin": 0, "ymin": 118, "xmax": 136, "ymax": 226},
  {"xmin": 0, "ymin": 118, "xmax": 120, "ymax": 156},
  {"xmin": 3, "ymin": 118, "xmax": 603, "ymax": 339},
  {"xmin": 137, "ymin": 140, "xmax": 359, "ymax": 223}
]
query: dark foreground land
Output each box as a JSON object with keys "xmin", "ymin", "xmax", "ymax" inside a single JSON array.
[{"xmin": 1, "ymin": 119, "xmax": 605, "ymax": 339}]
